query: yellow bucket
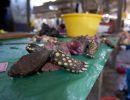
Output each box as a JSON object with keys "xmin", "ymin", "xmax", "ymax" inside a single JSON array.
[{"xmin": 62, "ymin": 13, "xmax": 102, "ymax": 37}]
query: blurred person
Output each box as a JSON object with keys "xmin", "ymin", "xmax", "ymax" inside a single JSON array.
[
  {"xmin": 0, "ymin": 0, "xmax": 10, "ymax": 30},
  {"xmin": 126, "ymin": 68, "xmax": 130, "ymax": 100}
]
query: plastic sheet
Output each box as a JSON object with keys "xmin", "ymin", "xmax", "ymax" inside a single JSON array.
[{"xmin": 0, "ymin": 38, "xmax": 112, "ymax": 100}]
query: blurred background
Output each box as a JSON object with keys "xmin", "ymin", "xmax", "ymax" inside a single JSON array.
[
  {"xmin": 0, "ymin": 0, "xmax": 129, "ymax": 33},
  {"xmin": 1, "ymin": 0, "xmax": 130, "ymax": 100}
]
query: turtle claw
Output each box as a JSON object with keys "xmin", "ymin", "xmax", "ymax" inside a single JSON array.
[
  {"xmin": 84, "ymin": 62, "xmax": 88, "ymax": 67},
  {"xmin": 37, "ymin": 72, "xmax": 40, "ymax": 75},
  {"xmin": 9, "ymin": 77, "xmax": 13, "ymax": 80},
  {"xmin": 66, "ymin": 69, "xmax": 71, "ymax": 71},
  {"xmin": 79, "ymin": 70, "xmax": 84, "ymax": 72},
  {"xmin": 82, "ymin": 67, "xmax": 87, "ymax": 71},
  {"xmin": 71, "ymin": 70, "xmax": 75, "ymax": 73}
]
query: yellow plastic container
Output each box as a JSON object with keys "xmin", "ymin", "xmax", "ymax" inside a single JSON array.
[{"xmin": 62, "ymin": 13, "xmax": 102, "ymax": 37}]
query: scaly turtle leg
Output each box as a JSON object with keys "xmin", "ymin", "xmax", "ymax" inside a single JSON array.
[
  {"xmin": 51, "ymin": 50, "xmax": 88, "ymax": 73},
  {"xmin": 85, "ymin": 39, "xmax": 99, "ymax": 58}
]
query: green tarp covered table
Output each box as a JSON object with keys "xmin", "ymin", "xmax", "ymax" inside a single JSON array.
[{"xmin": 0, "ymin": 38, "xmax": 112, "ymax": 100}]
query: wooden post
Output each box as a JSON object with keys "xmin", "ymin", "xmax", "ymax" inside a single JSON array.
[
  {"xmin": 71, "ymin": 0, "xmax": 73, "ymax": 12},
  {"xmin": 97, "ymin": 0, "xmax": 103, "ymax": 13},
  {"xmin": 105, "ymin": 0, "xmax": 110, "ymax": 12},
  {"xmin": 98, "ymin": 0, "xmax": 103, "ymax": 9},
  {"xmin": 80, "ymin": 0, "xmax": 85, "ymax": 12},
  {"xmin": 26, "ymin": 0, "xmax": 31, "ymax": 31},
  {"xmin": 116, "ymin": 0, "xmax": 123, "ymax": 32}
]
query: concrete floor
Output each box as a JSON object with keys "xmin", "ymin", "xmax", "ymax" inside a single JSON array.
[{"xmin": 87, "ymin": 50, "xmax": 130, "ymax": 100}]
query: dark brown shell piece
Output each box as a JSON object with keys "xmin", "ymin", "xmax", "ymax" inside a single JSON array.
[{"xmin": 8, "ymin": 48, "xmax": 51, "ymax": 77}]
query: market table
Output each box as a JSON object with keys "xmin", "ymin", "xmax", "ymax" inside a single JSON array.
[{"xmin": 0, "ymin": 38, "xmax": 112, "ymax": 100}]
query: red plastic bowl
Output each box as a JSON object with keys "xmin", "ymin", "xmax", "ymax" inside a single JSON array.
[{"xmin": 100, "ymin": 97, "xmax": 118, "ymax": 100}]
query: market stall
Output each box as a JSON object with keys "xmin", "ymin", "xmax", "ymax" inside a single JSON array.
[{"xmin": 0, "ymin": 37, "xmax": 112, "ymax": 100}]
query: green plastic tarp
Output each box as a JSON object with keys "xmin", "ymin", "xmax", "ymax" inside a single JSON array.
[{"xmin": 0, "ymin": 38, "xmax": 112, "ymax": 100}]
